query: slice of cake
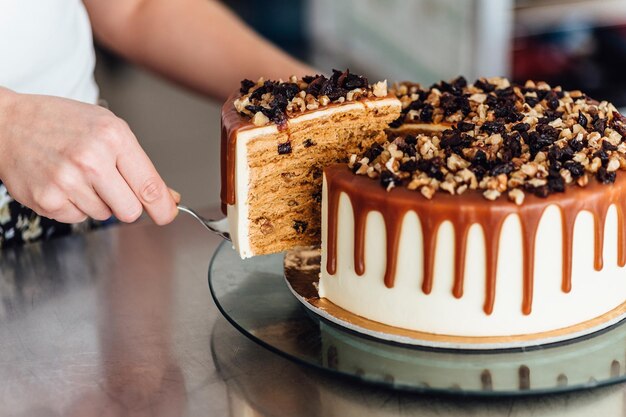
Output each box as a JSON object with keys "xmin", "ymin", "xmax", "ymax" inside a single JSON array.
[
  {"xmin": 221, "ymin": 70, "xmax": 401, "ymax": 258},
  {"xmin": 319, "ymin": 77, "xmax": 626, "ymax": 341}
]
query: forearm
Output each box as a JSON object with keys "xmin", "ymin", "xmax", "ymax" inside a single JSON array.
[{"xmin": 85, "ymin": 0, "xmax": 316, "ymax": 101}]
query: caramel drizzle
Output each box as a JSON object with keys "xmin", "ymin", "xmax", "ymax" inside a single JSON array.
[
  {"xmin": 325, "ymin": 165, "xmax": 626, "ymax": 316},
  {"xmin": 220, "ymin": 95, "xmax": 251, "ymax": 214}
]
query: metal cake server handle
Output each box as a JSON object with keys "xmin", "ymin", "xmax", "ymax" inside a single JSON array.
[{"xmin": 177, "ymin": 205, "xmax": 231, "ymax": 241}]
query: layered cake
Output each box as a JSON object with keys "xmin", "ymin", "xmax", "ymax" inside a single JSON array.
[
  {"xmin": 319, "ymin": 77, "xmax": 626, "ymax": 342},
  {"xmin": 221, "ymin": 70, "xmax": 401, "ymax": 258},
  {"xmin": 222, "ymin": 72, "xmax": 626, "ymax": 345}
]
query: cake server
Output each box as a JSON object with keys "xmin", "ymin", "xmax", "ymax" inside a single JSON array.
[{"xmin": 177, "ymin": 205, "xmax": 231, "ymax": 241}]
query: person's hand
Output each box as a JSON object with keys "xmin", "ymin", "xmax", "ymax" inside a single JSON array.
[{"xmin": 0, "ymin": 88, "xmax": 179, "ymax": 225}]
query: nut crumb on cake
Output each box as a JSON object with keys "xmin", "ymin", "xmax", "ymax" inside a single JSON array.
[
  {"xmin": 234, "ymin": 69, "xmax": 388, "ymax": 129},
  {"xmin": 349, "ymin": 76, "xmax": 626, "ymax": 205}
]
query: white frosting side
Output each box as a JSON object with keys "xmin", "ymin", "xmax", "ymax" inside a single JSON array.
[
  {"xmin": 319, "ymin": 174, "xmax": 626, "ymax": 337},
  {"xmin": 227, "ymin": 98, "xmax": 401, "ymax": 259}
]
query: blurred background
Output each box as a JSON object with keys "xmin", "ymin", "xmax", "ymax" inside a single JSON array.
[{"xmin": 95, "ymin": 0, "xmax": 626, "ymax": 208}]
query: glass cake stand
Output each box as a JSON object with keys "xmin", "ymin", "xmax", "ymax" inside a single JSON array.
[{"xmin": 209, "ymin": 241, "xmax": 626, "ymax": 396}]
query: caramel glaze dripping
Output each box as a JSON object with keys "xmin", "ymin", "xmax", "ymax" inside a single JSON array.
[
  {"xmin": 220, "ymin": 94, "xmax": 253, "ymax": 214},
  {"xmin": 325, "ymin": 164, "xmax": 626, "ymax": 315}
]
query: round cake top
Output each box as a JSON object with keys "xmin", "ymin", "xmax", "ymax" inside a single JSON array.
[
  {"xmin": 233, "ymin": 69, "xmax": 389, "ymax": 129},
  {"xmin": 350, "ymin": 76, "xmax": 626, "ymax": 205}
]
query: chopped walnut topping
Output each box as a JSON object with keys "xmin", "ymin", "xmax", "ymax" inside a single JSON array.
[
  {"xmin": 508, "ymin": 189, "xmax": 525, "ymax": 205},
  {"xmin": 373, "ymin": 80, "xmax": 388, "ymax": 98},
  {"xmin": 352, "ymin": 76, "xmax": 626, "ymax": 203},
  {"xmin": 252, "ymin": 111, "xmax": 270, "ymax": 126},
  {"xmin": 235, "ymin": 69, "xmax": 387, "ymax": 127},
  {"xmin": 483, "ymin": 189, "xmax": 501, "ymax": 201}
]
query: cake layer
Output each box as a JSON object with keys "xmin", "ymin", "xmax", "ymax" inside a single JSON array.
[
  {"xmin": 222, "ymin": 96, "xmax": 401, "ymax": 258},
  {"xmin": 319, "ymin": 164, "xmax": 626, "ymax": 337}
]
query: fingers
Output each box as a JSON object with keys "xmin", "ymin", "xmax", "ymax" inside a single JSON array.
[
  {"xmin": 47, "ymin": 201, "xmax": 88, "ymax": 224},
  {"xmin": 169, "ymin": 188, "xmax": 181, "ymax": 205},
  {"xmin": 44, "ymin": 161, "xmax": 113, "ymax": 222},
  {"xmin": 91, "ymin": 167, "xmax": 143, "ymax": 223},
  {"xmin": 116, "ymin": 140, "xmax": 177, "ymax": 225},
  {"xmin": 69, "ymin": 184, "xmax": 113, "ymax": 222}
]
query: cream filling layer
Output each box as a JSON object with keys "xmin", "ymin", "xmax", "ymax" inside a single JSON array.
[
  {"xmin": 319, "ymin": 178, "xmax": 626, "ymax": 337},
  {"xmin": 227, "ymin": 97, "xmax": 401, "ymax": 259}
]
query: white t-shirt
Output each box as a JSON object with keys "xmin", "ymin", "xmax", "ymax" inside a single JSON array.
[{"xmin": 0, "ymin": 0, "xmax": 99, "ymax": 104}]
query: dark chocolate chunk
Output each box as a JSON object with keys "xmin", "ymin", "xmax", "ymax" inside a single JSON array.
[
  {"xmin": 293, "ymin": 220, "xmax": 308, "ymax": 234},
  {"xmin": 440, "ymin": 129, "xmax": 462, "ymax": 148},
  {"xmin": 473, "ymin": 149, "xmax": 489, "ymax": 168},
  {"xmin": 593, "ymin": 149, "xmax": 609, "ymax": 167},
  {"xmin": 491, "ymin": 162, "xmax": 514, "ymax": 176},
  {"xmin": 440, "ymin": 130, "xmax": 472, "ymax": 154},
  {"xmin": 494, "ymin": 105, "xmax": 523, "ymax": 123},
  {"xmin": 613, "ymin": 111, "xmax": 626, "ymax": 125},
  {"xmin": 602, "ymin": 140, "xmax": 618, "ymax": 151},
  {"xmin": 564, "ymin": 160, "xmax": 584, "ymax": 178},
  {"xmin": 388, "ymin": 116, "xmax": 404, "ymax": 128},
  {"xmin": 380, "ymin": 171, "xmax": 402, "ymax": 188},
  {"xmin": 456, "ymin": 121, "xmax": 475, "ymax": 132},
  {"xmin": 613, "ymin": 120, "xmax": 626, "ymax": 138},
  {"xmin": 245, "ymin": 104, "xmax": 269, "ymax": 116},
  {"xmin": 417, "ymin": 159, "xmax": 445, "ymax": 181},
  {"xmin": 363, "ymin": 143, "xmax": 384, "ymax": 161},
  {"xmin": 240, "ymin": 79, "xmax": 256, "ymax": 94},
  {"xmin": 537, "ymin": 110, "xmax": 562, "ymax": 124},
  {"xmin": 399, "ymin": 160, "xmax": 419, "ymax": 172},
  {"xmin": 303, "ymin": 139, "xmax": 316, "ymax": 148},
  {"xmin": 270, "ymin": 93, "xmax": 288, "ymax": 112},
  {"xmin": 593, "ymin": 117, "xmax": 607, "ymax": 134},
  {"xmin": 439, "ymin": 93, "xmax": 459, "ymax": 116},
  {"xmin": 434, "ymin": 76, "xmax": 467, "ymax": 95},
  {"xmin": 310, "ymin": 166, "xmax": 322, "ymax": 179},
  {"xmin": 495, "ymin": 86, "xmax": 515, "ymax": 97},
  {"xmin": 547, "ymin": 168, "xmax": 565, "ymax": 193},
  {"xmin": 545, "ymin": 91, "xmax": 560, "ymax": 110},
  {"xmin": 548, "ymin": 145, "xmax": 574, "ymax": 163},
  {"xmin": 301, "ymin": 74, "xmax": 316, "ymax": 83},
  {"xmin": 451, "ymin": 76, "xmax": 468, "ymax": 91},
  {"xmin": 420, "ymin": 104, "xmax": 434, "ymax": 122},
  {"xmin": 526, "ymin": 131, "xmax": 552, "ymax": 156},
  {"xmin": 279, "ymin": 83, "xmax": 300, "ymax": 101},
  {"xmin": 569, "ymin": 137, "xmax": 587, "ymax": 152},
  {"xmin": 474, "ymin": 78, "xmax": 496, "ymax": 93},
  {"xmin": 306, "ymin": 75, "xmax": 326, "ymax": 96},
  {"xmin": 480, "ymin": 121, "xmax": 505, "ymax": 134},
  {"xmin": 249, "ymin": 80, "xmax": 277, "ymax": 100},
  {"xmin": 596, "ymin": 167, "xmax": 616, "ymax": 184},
  {"xmin": 502, "ymin": 132, "xmax": 523, "ymax": 160},
  {"xmin": 341, "ymin": 70, "xmax": 368, "ymax": 89},
  {"xmin": 536, "ymin": 124, "xmax": 560, "ymax": 141},
  {"xmin": 525, "ymin": 96, "xmax": 539, "ymax": 107},
  {"xmin": 271, "ymin": 109, "xmax": 288, "ymax": 130},
  {"xmin": 525, "ymin": 183, "xmax": 550, "ymax": 198},
  {"xmin": 278, "ymin": 141, "xmax": 292, "ymax": 155},
  {"xmin": 512, "ymin": 122, "xmax": 530, "ymax": 132},
  {"xmin": 397, "ymin": 142, "xmax": 416, "ymax": 157}
]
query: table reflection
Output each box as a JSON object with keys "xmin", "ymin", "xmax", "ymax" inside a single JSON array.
[
  {"xmin": 0, "ymin": 226, "xmax": 187, "ymax": 416},
  {"xmin": 68, "ymin": 227, "xmax": 187, "ymax": 416},
  {"xmin": 211, "ymin": 316, "xmax": 626, "ymax": 417}
]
